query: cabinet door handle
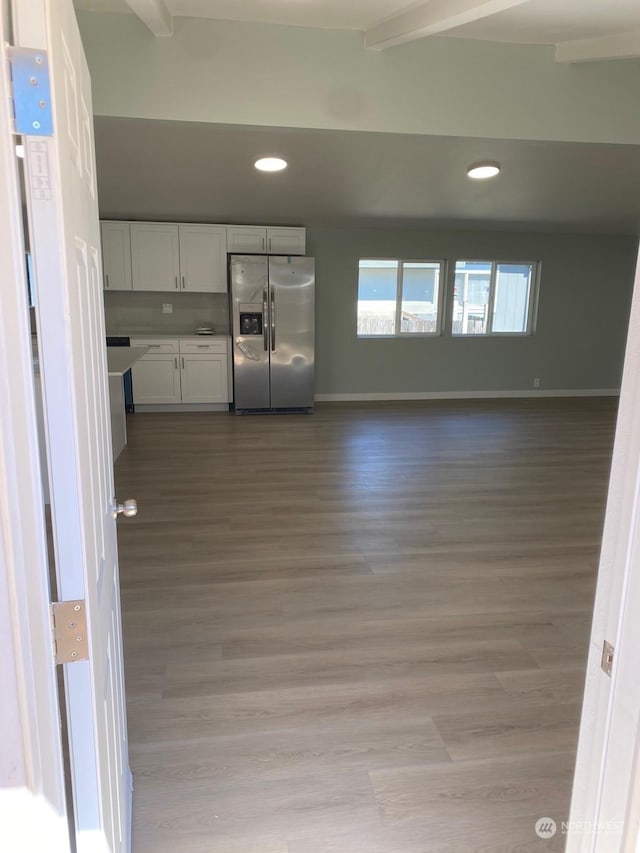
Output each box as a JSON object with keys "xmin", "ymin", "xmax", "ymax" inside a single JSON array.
[
  {"xmin": 261, "ymin": 236, "xmax": 265, "ymax": 251},
  {"xmin": 268, "ymin": 236, "xmax": 272, "ymax": 252},
  {"xmin": 182, "ymin": 356, "xmax": 185, "ymax": 369},
  {"xmin": 174, "ymin": 357, "xmax": 178, "ymax": 369},
  {"xmin": 174, "ymin": 276, "xmax": 178, "ymax": 289},
  {"xmin": 182, "ymin": 276, "xmax": 186, "ymax": 290},
  {"xmin": 105, "ymin": 273, "xmax": 110, "ymax": 288}
]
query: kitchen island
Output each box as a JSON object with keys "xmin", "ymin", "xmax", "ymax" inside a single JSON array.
[
  {"xmin": 33, "ymin": 343, "xmax": 149, "ymax": 503},
  {"xmin": 107, "ymin": 346, "xmax": 148, "ymax": 460}
]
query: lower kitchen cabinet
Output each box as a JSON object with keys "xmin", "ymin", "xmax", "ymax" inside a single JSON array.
[
  {"xmin": 130, "ymin": 337, "xmax": 231, "ymax": 406},
  {"xmin": 180, "ymin": 353, "xmax": 228, "ymax": 403},
  {"xmin": 131, "ymin": 353, "xmax": 181, "ymax": 404}
]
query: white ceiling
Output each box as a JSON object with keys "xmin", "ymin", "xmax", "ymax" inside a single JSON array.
[
  {"xmin": 93, "ymin": 117, "xmax": 640, "ymax": 234},
  {"xmin": 447, "ymin": 0, "xmax": 640, "ymax": 45},
  {"xmin": 74, "ymin": 0, "xmax": 640, "ymax": 45}
]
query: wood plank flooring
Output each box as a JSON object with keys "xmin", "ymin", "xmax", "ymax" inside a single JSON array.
[{"xmin": 114, "ymin": 399, "xmax": 617, "ymax": 853}]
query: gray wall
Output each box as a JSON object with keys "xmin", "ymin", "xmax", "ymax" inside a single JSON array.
[{"xmin": 306, "ymin": 227, "xmax": 637, "ymax": 396}]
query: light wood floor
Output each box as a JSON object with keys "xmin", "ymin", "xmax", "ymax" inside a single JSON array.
[{"xmin": 114, "ymin": 399, "xmax": 617, "ymax": 853}]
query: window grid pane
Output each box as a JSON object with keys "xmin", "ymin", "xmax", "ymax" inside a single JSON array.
[
  {"xmin": 492, "ymin": 263, "xmax": 533, "ymax": 333},
  {"xmin": 452, "ymin": 262, "xmax": 492, "ymax": 335},
  {"xmin": 400, "ymin": 262, "xmax": 441, "ymax": 335},
  {"xmin": 357, "ymin": 259, "xmax": 443, "ymax": 337},
  {"xmin": 357, "ymin": 260, "xmax": 398, "ymax": 336}
]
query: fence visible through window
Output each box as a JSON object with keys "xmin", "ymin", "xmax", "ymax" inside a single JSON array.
[{"xmin": 357, "ymin": 260, "xmax": 443, "ymax": 336}]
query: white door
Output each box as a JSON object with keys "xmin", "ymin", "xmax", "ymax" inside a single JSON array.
[
  {"xmin": 0, "ymin": 5, "xmax": 70, "ymax": 848},
  {"xmin": 14, "ymin": 2, "xmax": 132, "ymax": 852},
  {"xmin": 567, "ymin": 244, "xmax": 640, "ymax": 850},
  {"xmin": 179, "ymin": 223, "xmax": 228, "ymax": 292},
  {"xmin": 130, "ymin": 222, "xmax": 180, "ymax": 291}
]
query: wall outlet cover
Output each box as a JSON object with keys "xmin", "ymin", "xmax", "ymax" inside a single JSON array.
[
  {"xmin": 162, "ymin": 303, "xmax": 173, "ymax": 314},
  {"xmin": 533, "ymin": 377, "xmax": 541, "ymax": 388}
]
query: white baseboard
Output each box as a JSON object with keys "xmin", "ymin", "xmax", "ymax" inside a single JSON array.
[{"xmin": 314, "ymin": 389, "xmax": 620, "ymax": 402}]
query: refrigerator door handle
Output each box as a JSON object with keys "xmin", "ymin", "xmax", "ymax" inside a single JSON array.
[
  {"xmin": 263, "ymin": 286, "xmax": 269, "ymax": 351},
  {"xmin": 271, "ymin": 287, "xmax": 276, "ymax": 351}
]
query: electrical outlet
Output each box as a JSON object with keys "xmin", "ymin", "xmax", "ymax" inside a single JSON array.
[
  {"xmin": 533, "ymin": 377, "xmax": 541, "ymax": 388},
  {"xmin": 162, "ymin": 303, "xmax": 173, "ymax": 314}
]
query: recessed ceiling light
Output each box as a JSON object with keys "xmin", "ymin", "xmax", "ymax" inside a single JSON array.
[
  {"xmin": 15, "ymin": 144, "xmax": 24, "ymax": 159},
  {"xmin": 467, "ymin": 162, "xmax": 500, "ymax": 180},
  {"xmin": 255, "ymin": 157, "xmax": 287, "ymax": 172}
]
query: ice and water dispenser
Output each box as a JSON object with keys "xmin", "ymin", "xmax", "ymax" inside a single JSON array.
[{"xmin": 239, "ymin": 308, "xmax": 263, "ymax": 336}]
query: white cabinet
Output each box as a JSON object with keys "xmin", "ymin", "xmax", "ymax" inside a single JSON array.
[
  {"xmin": 129, "ymin": 222, "xmax": 228, "ymax": 293},
  {"xmin": 131, "ymin": 353, "xmax": 181, "ymax": 404},
  {"xmin": 101, "ymin": 221, "xmax": 132, "ymax": 291},
  {"xmin": 226, "ymin": 225, "xmax": 268, "ymax": 254},
  {"xmin": 267, "ymin": 227, "xmax": 306, "ymax": 255},
  {"xmin": 179, "ymin": 338, "xmax": 229, "ymax": 403},
  {"xmin": 130, "ymin": 223, "xmax": 180, "ymax": 292},
  {"xmin": 178, "ymin": 225, "xmax": 227, "ymax": 293},
  {"xmin": 227, "ymin": 225, "xmax": 305, "ymax": 255},
  {"xmin": 130, "ymin": 337, "xmax": 231, "ymax": 405},
  {"xmin": 102, "ymin": 221, "xmax": 305, "ymax": 294},
  {"xmin": 180, "ymin": 354, "xmax": 228, "ymax": 403}
]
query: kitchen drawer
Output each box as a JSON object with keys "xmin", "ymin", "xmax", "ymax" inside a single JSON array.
[
  {"xmin": 130, "ymin": 338, "xmax": 179, "ymax": 353},
  {"xmin": 179, "ymin": 338, "xmax": 227, "ymax": 354}
]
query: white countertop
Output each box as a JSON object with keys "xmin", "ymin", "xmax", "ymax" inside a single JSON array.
[
  {"xmin": 107, "ymin": 332, "xmax": 230, "ymax": 340},
  {"xmin": 107, "ymin": 346, "xmax": 149, "ymax": 376}
]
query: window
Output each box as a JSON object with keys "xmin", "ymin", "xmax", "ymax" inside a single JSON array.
[
  {"xmin": 452, "ymin": 261, "xmax": 537, "ymax": 336},
  {"xmin": 357, "ymin": 259, "xmax": 443, "ymax": 337}
]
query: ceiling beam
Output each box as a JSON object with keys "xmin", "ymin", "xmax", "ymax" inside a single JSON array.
[
  {"xmin": 124, "ymin": 0, "xmax": 173, "ymax": 37},
  {"xmin": 555, "ymin": 30, "xmax": 640, "ymax": 64},
  {"xmin": 365, "ymin": 0, "xmax": 529, "ymax": 51}
]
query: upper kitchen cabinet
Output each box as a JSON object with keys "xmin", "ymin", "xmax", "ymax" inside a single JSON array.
[
  {"xmin": 227, "ymin": 225, "xmax": 306, "ymax": 255},
  {"xmin": 101, "ymin": 221, "xmax": 132, "ymax": 291},
  {"xmin": 226, "ymin": 225, "xmax": 269, "ymax": 254},
  {"xmin": 178, "ymin": 225, "xmax": 227, "ymax": 293},
  {"xmin": 267, "ymin": 227, "xmax": 306, "ymax": 255},
  {"xmin": 130, "ymin": 223, "xmax": 181, "ymax": 292}
]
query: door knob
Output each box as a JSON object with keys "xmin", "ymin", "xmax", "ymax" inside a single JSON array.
[{"xmin": 112, "ymin": 498, "xmax": 137, "ymax": 518}]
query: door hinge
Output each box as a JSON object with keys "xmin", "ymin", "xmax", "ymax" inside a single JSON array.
[
  {"xmin": 601, "ymin": 640, "xmax": 614, "ymax": 676},
  {"xmin": 50, "ymin": 600, "xmax": 89, "ymax": 665},
  {"xmin": 7, "ymin": 46, "xmax": 53, "ymax": 136}
]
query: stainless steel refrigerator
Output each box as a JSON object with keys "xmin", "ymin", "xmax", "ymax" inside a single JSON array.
[{"xmin": 230, "ymin": 254, "xmax": 315, "ymax": 413}]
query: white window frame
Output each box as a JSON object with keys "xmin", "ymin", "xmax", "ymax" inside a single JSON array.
[
  {"xmin": 451, "ymin": 259, "xmax": 540, "ymax": 337},
  {"xmin": 357, "ymin": 258, "xmax": 446, "ymax": 338}
]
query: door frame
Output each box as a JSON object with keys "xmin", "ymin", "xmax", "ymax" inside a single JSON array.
[
  {"xmin": 0, "ymin": 4, "xmax": 70, "ymax": 849},
  {"xmin": 2, "ymin": 0, "xmax": 640, "ymax": 848}
]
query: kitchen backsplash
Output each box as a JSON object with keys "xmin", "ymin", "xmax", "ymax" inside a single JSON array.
[{"xmin": 104, "ymin": 292, "xmax": 229, "ymax": 335}]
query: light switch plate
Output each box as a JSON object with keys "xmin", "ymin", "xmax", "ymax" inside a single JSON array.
[{"xmin": 162, "ymin": 303, "xmax": 173, "ymax": 314}]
